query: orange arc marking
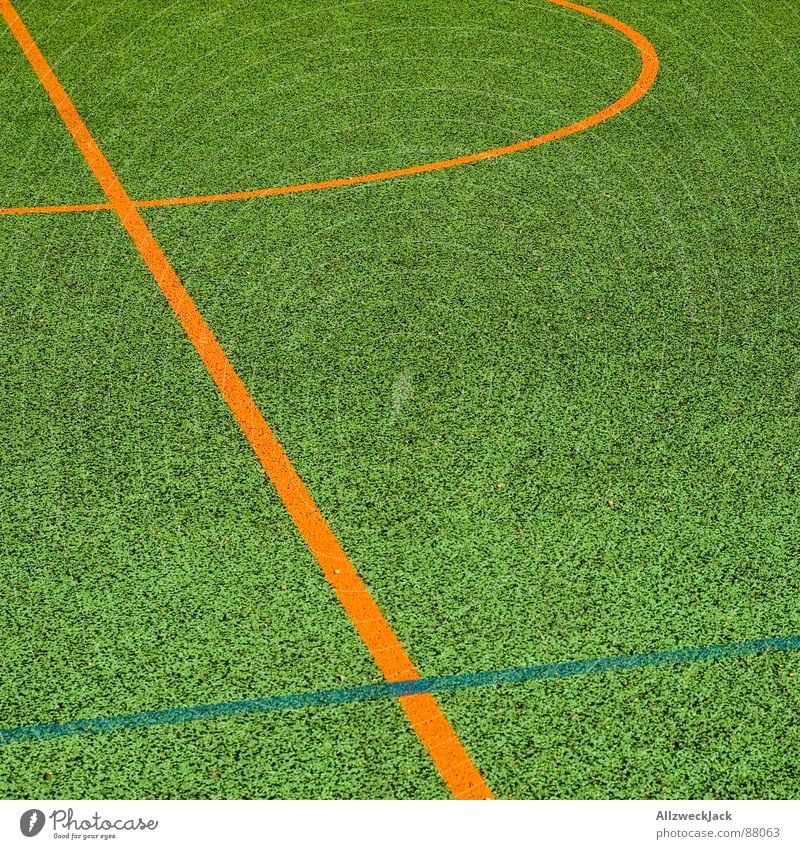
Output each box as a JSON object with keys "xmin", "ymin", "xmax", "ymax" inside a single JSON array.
[
  {"xmin": 0, "ymin": 0, "xmax": 492, "ymax": 800},
  {"xmin": 0, "ymin": 0, "xmax": 660, "ymax": 799},
  {"xmin": 0, "ymin": 0, "xmax": 658, "ymax": 217}
]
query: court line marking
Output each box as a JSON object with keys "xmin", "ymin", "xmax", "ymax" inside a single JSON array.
[
  {"xmin": 0, "ymin": 0, "xmax": 661, "ymax": 799},
  {"xmin": 0, "ymin": 0, "xmax": 658, "ymax": 217},
  {"xmin": 0, "ymin": 0, "xmax": 492, "ymax": 800},
  {"xmin": 2, "ymin": 635, "xmax": 797, "ymax": 745}
]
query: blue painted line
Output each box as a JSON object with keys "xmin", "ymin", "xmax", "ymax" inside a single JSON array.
[{"xmin": 1, "ymin": 634, "xmax": 798, "ymax": 745}]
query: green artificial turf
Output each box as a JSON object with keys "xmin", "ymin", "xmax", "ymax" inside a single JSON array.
[
  {"xmin": 440, "ymin": 650, "xmax": 800, "ymax": 798},
  {"xmin": 2, "ymin": 0, "xmax": 800, "ymax": 799},
  {"xmin": 0, "ymin": 213, "xmax": 442, "ymax": 797},
  {"xmin": 0, "ymin": 701, "xmax": 446, "ymax": 800},
  {"xmin": 0, "ymin": 23, "xmax": 103, "ymax": 207},
  {"xmin": 14, "ymin": 0, "xmax": 637, "ymax": 199}
]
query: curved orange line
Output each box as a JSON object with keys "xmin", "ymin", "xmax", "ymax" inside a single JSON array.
[
  {"xmin": 0, "ymin": 0, "xmax": 658, "ymax": 217},
  {"xmin": 2, "ymin": 0, "xmax": 494, "ymax": 800},
  {"xmin": 0, "ymin": 0, "xmax": 494, "ymax": 799},
  {"xmin": 0, "ymin": 0, "xmax": 659, "ymax": 799}
]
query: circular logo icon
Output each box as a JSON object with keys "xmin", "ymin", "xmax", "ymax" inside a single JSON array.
[{"xmin": 19, "ymin": 810, "xmax": 46, "ymax": 837}]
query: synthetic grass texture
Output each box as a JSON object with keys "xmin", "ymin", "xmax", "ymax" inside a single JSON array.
[
  {"xmin": 2, "ymin": 638, "xmax": 798, "ymax": 798},
  {"xmin": 0, "ymin": 21, "xmax": 102, "ymax": 207},
  {"xmin": 0, "ymin": 701, "xmax": 446, "ymax": 799},
  {"xmin": 441, "ymin": 649, "xmax": 800, "ymax": 798},
  {"xmin": 0, "ymin": 212, "xmax": 443, "ymax": 796},
  {"xmin": 1, "ymin": 635, "xmax": 796, "ymax": 744},
  {"xmin": 1, "ymin": 0, "xmax": 799, "ymax": 798},
  {"xmin": 148, "ymin": 0, "xmax": 800, "ymax": 673},
  {"xmin": 12, "ymin": 0, "xmax": 638, "ymax": 199}
]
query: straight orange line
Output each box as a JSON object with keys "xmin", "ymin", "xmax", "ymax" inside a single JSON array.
[
  {"xmin": 0, "ymin": 0, "xmax": 492, "ymax": 800},
  {"xmin": 0, "ymin": 0, "xmax": 658, "ymax": 218}
]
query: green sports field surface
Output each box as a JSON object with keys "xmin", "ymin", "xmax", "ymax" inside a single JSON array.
[{"xmin": 1, "ymin": 0, "xmax": 799, "ymax": 799}]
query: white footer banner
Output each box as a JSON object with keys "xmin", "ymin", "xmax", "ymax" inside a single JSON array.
[{"xmin": 0, "ymin": 800, "xmax": 796, "ymax": 848}]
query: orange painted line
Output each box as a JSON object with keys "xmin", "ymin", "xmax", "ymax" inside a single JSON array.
[
  {"xmin": 0, "ymin": 0, "xmax": 492, "ymax": 800},
  {"xmin": 0, "ymin": 0, "xmax": 658, "ymax": 218}
]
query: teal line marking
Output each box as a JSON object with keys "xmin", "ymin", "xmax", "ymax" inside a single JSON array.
[{"xmin": 2, "ymin": 635, "xmax": 798, "ymax": 745}]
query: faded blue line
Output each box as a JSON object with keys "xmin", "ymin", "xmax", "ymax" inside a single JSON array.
[{"xmin": 2, "ymin": 634, "xmax": 798, "ymax": 745}]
